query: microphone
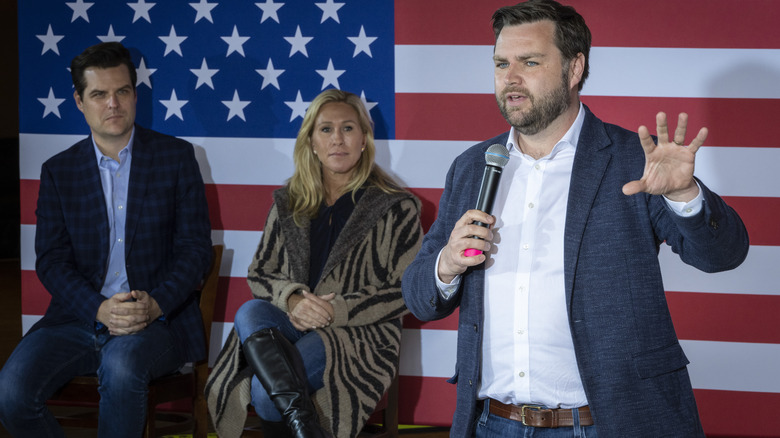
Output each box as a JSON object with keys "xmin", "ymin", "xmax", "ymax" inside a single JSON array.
[{"xmin": 464, "ymin": 144, "xmax": 510, "ymax": 257}]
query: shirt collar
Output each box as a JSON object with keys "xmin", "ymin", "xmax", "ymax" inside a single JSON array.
[
  {"xmin": 93, "ymin": 126, "xmax": 136, "ymax": 165},
  {"xmin": 506, "ymin": 102, "xmax": 585, "ymax": 159}
]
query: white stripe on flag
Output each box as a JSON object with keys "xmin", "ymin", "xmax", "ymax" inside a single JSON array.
[
  {"xmin": 19, "ymin": 227, "xmax": 780, "ymax": 296},
  {"xmin": 20, "ymin": 134, "xmax": 780, "ymax": 198},
  {"xmin": 395, "ymin": 46, "xmax": 780, "ymax": 98}
]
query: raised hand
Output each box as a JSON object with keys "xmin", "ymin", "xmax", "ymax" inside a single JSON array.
[{"xmin": 622, "ymin": 112, "xmax": 707, "ymax": 202}]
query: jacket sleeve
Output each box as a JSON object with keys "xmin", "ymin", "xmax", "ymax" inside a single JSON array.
[
  {"xmin": 34, "ymin": 160, "xmax": 106, "ymax": 324},
  {"xmin": 652, "ymin": 178, "xmax": 749, "ymax": 273},
  {"xmin": 247, "ymin": 202, "xmax": 310, "ymax": 311},
  {"xmin": 145, "ymin": 143, "xmax": 213, "ymax": 317},
  {"xmin": 402, "ymin": 158, "xmax": 466, "ymax": 322},
  {"xmin": 327, "ymin": 197, "xmax": 423, "ymax": 327}
]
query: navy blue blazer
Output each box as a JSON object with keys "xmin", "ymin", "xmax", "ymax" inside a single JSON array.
[
  {"xmin": 402, "ymin": 107, "xmax": 749, "ymax": 437},
  {"xmin": 32, "ymin": 125, "xmax": 213, "ymax": 363}
]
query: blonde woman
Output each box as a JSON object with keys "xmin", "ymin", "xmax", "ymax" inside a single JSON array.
[{"xmin": 206, "ymin": 89, "xmax": 423, "ymax": 438}]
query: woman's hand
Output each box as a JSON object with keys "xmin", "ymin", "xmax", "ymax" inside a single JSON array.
[{"xmin": 288, "ymin": 291, "xmax": 335, "ymax": 331}]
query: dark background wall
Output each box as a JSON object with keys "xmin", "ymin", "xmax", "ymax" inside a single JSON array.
[{"xmin": 0, "ymin": 1, "xmax": 20, "ymax": 370}]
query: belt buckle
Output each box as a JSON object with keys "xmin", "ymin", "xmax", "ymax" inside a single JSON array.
[{"xmin": 520, "ymin": 404, "xmax": 543, "ymax": 426}]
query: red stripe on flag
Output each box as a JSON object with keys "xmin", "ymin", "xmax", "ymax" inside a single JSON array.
[
  {"xmin": 205, "ymin": 183, "xmax": 279, "ymax": 231},
  {"xmin": 21, "ymin": 270, "xmax": 49, "ymax": 314},
  {"xmin": 20, "ymin": 179, "xmax": 38, "ymax": 225},
  {"xmin": 398, "ymin": 375, "xmax": 457, "ymax": 427},
  {"xmin": 403, "ymin": 311, "xmax": 459, "ymax": 332},
  {"xmin": 214, "ymin": 276, "xmax": 253, "ymax": 323},
  {"xmin": 723, "ymin": 196, "xmax": 780, "ymax": 247},
  {"xmin": 396, "ymin": 93, "xmax": 780, "ymax": 148},
  {"xmin": 395, "ymin": 0, "xmax": 780, "ymax": 49},
  {"xmin": 695, "ymin": 389, "xmax": 780, "ymax": 437},
  {"xmin": 667, "ymin": 291, "xmax": 780, "ymax": 344}
]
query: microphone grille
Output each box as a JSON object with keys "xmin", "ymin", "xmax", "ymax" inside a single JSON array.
[{"xmin": 485, "ymin": 144, "xmax": 510, "ymax": 168}]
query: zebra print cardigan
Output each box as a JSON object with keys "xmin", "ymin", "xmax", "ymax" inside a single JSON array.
[{"xmin": 205, "ymin": 185, "xmax": 423, "ymax": 438}]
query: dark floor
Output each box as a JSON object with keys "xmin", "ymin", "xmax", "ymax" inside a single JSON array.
[{"xmin": 0, "ymin": 259, "xmax": 448, "ymax": 437}]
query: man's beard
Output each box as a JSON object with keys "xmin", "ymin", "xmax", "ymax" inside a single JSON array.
[{"xmin": 496, "ymin": 70, "xmax": 571, "ymax": 136}]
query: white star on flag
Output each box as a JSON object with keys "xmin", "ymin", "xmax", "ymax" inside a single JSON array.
[
  {"xmin": 190, "ymin": 0, "xmax": 217, "ymax": 23},
  {"xmin": 160, "ymin": 89, "xmax": 188, "ymax": 121},
  {"xmin": 315, "ymin": 0, "xmax": 345, "ymax": 24},
  {"xmin": 284, "ymin": 26, "xmax": 313, "ymax": 57},
  {"xmin": 36, "ymin": 25, "xmax": 64, "ymax": 55},
  {"xmin": 221, "ymin": 26, "xmax": 250, "ymax": 57},
  {"xmin": 97, "ymin": 25, "xmax": 125, "ymax": 43},
  {"xmin": 348, "ymin": 26, "xmax": 377, "ymax": 58},
  {"xmin": 256, "ymin": 59, "xmax": 285, "ymax": 90},
  {"xmin": 66, "ymin": 0, "xmax": 94, "ymax": 23},
  {"xmin": 190, "ymin": 58, "xmax": 219, "ymax": 90},
  {"xmin": 159, "ymin": 25, "xmax": 187, "ymax": 56},
  {"xmin": 222, "ymin": 90, "xmax": 250, "ymax": 121},
  {"xmin": 38, "ymin": 87, "xmax": 65, "ymax": 118},
  {"xmin": 284, "ymin": 90, "xmax": 310, "ymax": 122},
  {"xmin": 316, "ymin": 59, "xmax": 345, "ymax": 90},
  {"xmin": 360, "ymin": 91, "xmax": 377, "ymax": 113},
  {"xmin": 136, "ymin": 58, "xmax": 156, "ymax": 88},
  {"xmin": 255, "ymin": 0, "xmax": 284, "ymax": 24},
  {"xmin": 128, "ymin": 0, "xmax": 156, "ymax": 24}
]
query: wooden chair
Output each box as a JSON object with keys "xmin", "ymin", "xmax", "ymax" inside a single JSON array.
[
  {"xmin": 48, "ymin": 244, "xmax": 224, "ymax": 438},
  {"xmin": 242, "ymin": 371, "xmax": 399, "ymax": 438}
]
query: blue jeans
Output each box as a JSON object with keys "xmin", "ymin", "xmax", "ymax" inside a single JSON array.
[
  {"xmin": 475, "ymin": 399, "xmax": 598, "ymax": 438},
  {"xmin": 233, "ymin": 299, "xmax": 326, "ymax": 422},
  {"xmin": 0, "ymin": 320, "xmax": 183, "ymax": 438}
]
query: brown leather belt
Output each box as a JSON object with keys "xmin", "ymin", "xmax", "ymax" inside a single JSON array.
[{"xmin": 487, "ymin": 398, "xmax": 593, "ymax": 428}]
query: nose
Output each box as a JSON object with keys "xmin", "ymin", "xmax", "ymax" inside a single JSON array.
[
  {"xmin": 107, "ymin": 93, "xmax": 119, "ymax": 108},
  {"xmin": 502, "ymin": 64, "xmax": 522, "ymax": 86},
  {"xmin": 332, "ymin": 129, "xmax": 344, "ymax": 144}
]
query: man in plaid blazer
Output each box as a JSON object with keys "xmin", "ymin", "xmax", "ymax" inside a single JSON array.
[{"xmin": 0, "ymin": 42, "xmax": 212, "ymax": 438}]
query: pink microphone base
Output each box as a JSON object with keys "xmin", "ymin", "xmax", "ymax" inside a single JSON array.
[{"xmin": 464, "ymin": 248, "xmax": 483, "ymax": 257}]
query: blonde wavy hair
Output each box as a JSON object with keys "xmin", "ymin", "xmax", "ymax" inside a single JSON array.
[{"xmin": 287, "ymin": 89, "xmax": 403, "ymax": 227}]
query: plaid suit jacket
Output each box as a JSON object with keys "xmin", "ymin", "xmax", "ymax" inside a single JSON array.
[{"xmin": 32, "ymin": 125, "xmax": 213, "ymax": 362}]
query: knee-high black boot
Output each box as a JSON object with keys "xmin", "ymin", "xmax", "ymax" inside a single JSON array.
[{"xmin": 243, "ymin": 328, "xmax": 329, "ymax": 438}]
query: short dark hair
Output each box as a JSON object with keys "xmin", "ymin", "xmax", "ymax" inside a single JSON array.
[
  {"xmin": 70, "ymin": 42, "xmax": 137, "ymax": 98},
  {"xmin": 492, "ymin": 0, "xmax": 591, "ymax": 91}
]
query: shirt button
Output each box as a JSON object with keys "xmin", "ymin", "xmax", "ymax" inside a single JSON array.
[
  {"xmin": 118, "ymin": 238, "xmax": 123, "ymax": 243},
  {"xmin": 517, "ymin": 329, "xmax": 525, "ymax": 335},
  {"xmin": 523, "ymin": 244, "xmax": 529, "ymax": 250},
  {"xmin": 519, "ymin": 371, "xmax": 526, "ymax": 377},
  {"xmin": 685, "ymin": 208, "xmax": 692, "ymax": 213},
  {"xmin": 534, "ymin": 164, "xmax": 541, "ymax": 170},
  {"xmin": 118, "ymin": 205, "xmax": 124, "ymax": 210},
  {"xmin": 114, "ymin": 272, "xmax": 120, "ymax": 276},
  {"xmin": 528, "ymin": 202, "xmax": 535, "ymax": 209}
]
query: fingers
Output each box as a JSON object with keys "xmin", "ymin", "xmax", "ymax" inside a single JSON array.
[
  {"xmin": 655, "ymin": 112, "xmax": 670, "ymax": 145},
  {"xmin": 673, "ymin": 113, "xmax": 688, "ymax": 146},
  {"xmin": 688, "ymin": 126, "xmax": 708, "ymax": 154},
  {"xmin": 292, "ymin": 292, "xmax": 333, "ymax": 329}
]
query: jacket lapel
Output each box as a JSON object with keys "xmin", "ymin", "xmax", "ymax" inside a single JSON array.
[
  {"xmin": 124, "ymin": 126, "xmax": 151, "ymax": 254},
  {"xmin": 77, "ymin": 138, "xmax": 111, "ymax": 263},
  {"xmin": 563, "ymin": 109, "xmax": 613, "ymax": 306}
]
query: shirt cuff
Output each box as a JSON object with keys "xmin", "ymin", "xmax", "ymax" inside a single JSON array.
[
  {"xmin": 663, "ymin": 180, "xmax": 703, "ymax": 217},
  {"xmin": 435, "ymin": 249, "xmax": 461, "ymax": 300}
]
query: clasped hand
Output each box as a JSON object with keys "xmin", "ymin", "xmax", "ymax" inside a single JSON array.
[
  {"xmin": 288, "ymin": 291, "xmax": 335, "ymax": 331},
  {"xmin": 96, "ymin": 290, "xmax": 162, "ymax": 336},
  {"xmin": 622, "ymin": 112, "xmax": 707, "ymax": 202}
]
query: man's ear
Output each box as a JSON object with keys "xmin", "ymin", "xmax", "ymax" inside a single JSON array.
[
  {"xmin": 569, "ymin": 52, "xmax": 585, "ymax": 90},
  {"xmin": 73, "ymin": 90, "xmax": 84, "ymax": 113}
]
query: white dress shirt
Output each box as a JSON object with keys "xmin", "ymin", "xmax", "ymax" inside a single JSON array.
[{"xmin": 437, "ymin": 103, "xmax": 704, "ymax": 409}]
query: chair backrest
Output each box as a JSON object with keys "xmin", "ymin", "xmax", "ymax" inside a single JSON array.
[{"xmin": 199, "ymin": 244, "xmax": 223, "ymax": 357}]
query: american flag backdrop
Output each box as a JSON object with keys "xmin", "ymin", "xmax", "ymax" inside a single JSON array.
[{"xmin": 17, "ymin": 0, "xmax": 780, "ymax": 436}]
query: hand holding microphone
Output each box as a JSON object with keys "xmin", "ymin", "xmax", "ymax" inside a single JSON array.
[
  {"xmin": 437, "ymin": 144, "xmax": 510, "ymax": 283},
  {"xmin": 464, "ymin": 144, "xmax": 510, "ymax": 257}
]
